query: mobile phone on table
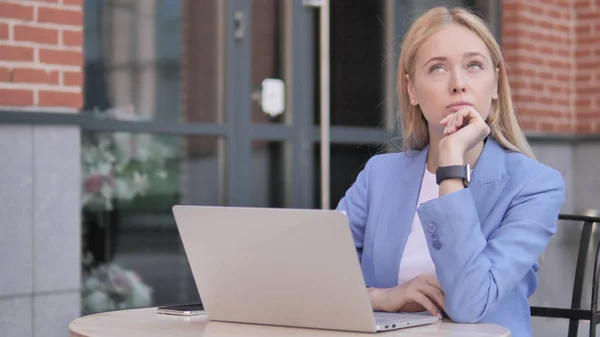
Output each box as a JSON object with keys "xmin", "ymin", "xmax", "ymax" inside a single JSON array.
[{"xmin": 157, "ymin": 303, "xmax": 205, "ymax": 316}]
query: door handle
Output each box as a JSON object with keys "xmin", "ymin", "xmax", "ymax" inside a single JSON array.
[{"xmin": 234, "ymin": 11, "xmax": 245, "ymax": 40}]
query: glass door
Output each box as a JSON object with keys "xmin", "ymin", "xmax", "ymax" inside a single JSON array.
[
  {"xmin": 226, "ymin": 0, "xmax": 319, "ymax": 209},
  {"xmin": 230, "ymin": 0, "xmax": 401, "ymax": 210}
]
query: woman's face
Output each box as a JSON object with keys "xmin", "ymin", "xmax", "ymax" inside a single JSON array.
[{"xmin": 406, "ymin": 23, "xmax": 498, "ymax": 135}]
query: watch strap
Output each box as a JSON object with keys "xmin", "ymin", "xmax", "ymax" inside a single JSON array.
[{"xmin": 436, "ymin": 165, "xmax": 470, "ymax": 186}]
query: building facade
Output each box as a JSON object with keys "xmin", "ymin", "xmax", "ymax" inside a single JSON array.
[{"xmin": 0, "ymin": 0, "xmax": 598, "ymax": 336}]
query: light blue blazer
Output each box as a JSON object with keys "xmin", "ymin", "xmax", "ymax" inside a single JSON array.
[{"xmin": 335, "ymin": 137, "xmax": 565, "ymax": 337}]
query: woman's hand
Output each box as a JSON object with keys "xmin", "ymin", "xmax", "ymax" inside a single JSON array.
[
  {"xmin": 368, "ymin": 274, "xmax": 445, "ymax": 317},
  {"xmin": 439, "ymin": 106, "xmax": 490, "ymax": 157}
]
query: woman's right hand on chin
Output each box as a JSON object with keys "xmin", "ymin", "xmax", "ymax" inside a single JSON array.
[{"xmin": 368, "ymin": 274, "xmax": 445, "ymax": 317}]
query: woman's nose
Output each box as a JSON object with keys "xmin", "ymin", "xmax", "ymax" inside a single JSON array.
[{"xmin": 450, "ymin": 72, "xmax": 467, "ymax": 93}]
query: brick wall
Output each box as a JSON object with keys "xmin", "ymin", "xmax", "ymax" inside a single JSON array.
[
  {"xmin": 0, "ymin": 0, "xmax": 83, "ymax": 110},
  {"xmin": 502, "ymin": 0, "xmax": 600, "ymax": 134},
  {"xmin": 574, "ymin": 0, "xmax": 600, "ymax": 134}
]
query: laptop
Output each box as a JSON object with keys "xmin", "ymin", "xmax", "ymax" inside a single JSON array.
[{"xmin": 172, "ymin": 205, "xmax": 439, "ymax": 333}]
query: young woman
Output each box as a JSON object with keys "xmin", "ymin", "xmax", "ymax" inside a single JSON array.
[{"xmin": 336, "ymin": 6, "xmax": 565, "ymax": 337}]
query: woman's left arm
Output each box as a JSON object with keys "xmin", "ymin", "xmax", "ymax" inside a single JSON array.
[{"xmin": 416, "ymin": 167, "xmax": 565, "ymax": 323}]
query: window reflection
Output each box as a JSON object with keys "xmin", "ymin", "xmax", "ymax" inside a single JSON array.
[
  {"xmin": 81, "ymin": 132, "xmax": 224, "ymax": 314},
  {"xmin": 83, "ymin": 0, "xmax": 223, "ymax": 123}
]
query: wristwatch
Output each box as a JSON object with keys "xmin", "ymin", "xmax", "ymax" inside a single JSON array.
[{"xmin": 436, "ymin": 164, "xmax": 471, "ymax": 187}]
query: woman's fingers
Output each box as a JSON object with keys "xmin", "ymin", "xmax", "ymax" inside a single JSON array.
[
  {"xmin": 416, "ymin": 275, "xmax": 445, "ymax": 309},
  {"xmin": 443, "ymin": 114, "xmax": 456, "ymax": 134},
  {"xmin": 407, "ymin": 291, "xmax": 439, "ymax": 317},
  {"xmin": 456, "ymin": 113, "xmax": 464, "ymax": 129},
  {"xmin": 423, "ymin": 275, "xmax": 443, "ymax": 291},
  {"xmin": 420, "ymin": 283, "xmax": 445, "ymax": 310}
]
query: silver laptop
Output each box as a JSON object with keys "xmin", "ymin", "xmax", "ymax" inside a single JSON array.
[{"xmin": 172, "ymin": 205, "xmax": 439, "ymax": 333}]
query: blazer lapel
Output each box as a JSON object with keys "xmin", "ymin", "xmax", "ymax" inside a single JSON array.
[
  {"xmin": 467, "ymin": 137, "xmax": 509, "ymax": 226},
  {"xmin": 373, "ymin": 148, "xmax": 428, "ymax": 288}
]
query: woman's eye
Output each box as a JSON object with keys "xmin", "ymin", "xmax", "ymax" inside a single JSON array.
[
  {"xmin": 468, "ymin": 62, "xmax": 483, "ymax": 70},
  {"xmin": 430, "ymin": 64, "xmax": 444, "ymax": 73}
]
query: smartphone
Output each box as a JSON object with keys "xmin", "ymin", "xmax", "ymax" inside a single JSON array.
[{"xmin": 157, "ymin": 303, "xmax": 205, "ymax": 316}]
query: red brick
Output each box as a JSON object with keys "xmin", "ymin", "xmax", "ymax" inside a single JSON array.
[
  {"xmin": 576, "ymin": 123, "xmax": 594, "ymax": 133},
  {"xmin": 576, "ymin": 25, "xmax": 592, "ymax": 34},
  {"xmin": 14, "ymin": 25, "xmax": 58, "ymax": 45},
  {"xmin": 548, "ymin": 60, "xmax": 571, "ymax": 70},
  {"xmin": 537, "ymin": 46, "xmax": 553, "ymax": 54},
  {"xmin": 575, "ymin": 49, "xmax": 592, "ymax": 58},
  {"xmin": 530, "ymin": 5, "xmax": 544, "ymax": 15},
  {"xmin": 63, "ymin": 0, "xmax": 84, "ymax": 5},
  {"xmin": 520, "ymin": 16, "xmax": 536, "ymax": 27},
  {"xmin": 575, "ymin": 99, "xmax": 593, "ymax": 107},
  {"xmin": 556, "ymin": 48, "xmax": 570, "ymax": 57},
  {"xmin": 519, "ymin": 119, "xmax": 537, "ymax": 131},
  {"xmin": 503, "ymin": 2, "xmax": 525, "ymax": 12},
  {"xmin": 0, "ymin": 23, "xmax": 8, "ymax": 40},
  {"xmin": 578, "ymin": 12, "xmax": 600, "ymax": 21},
  {"xmin": 521, "ymin": 55, "xmax": 545, "ymax": 66},
  {"xmin": 528, "ymin": 109, "xmax": 563, "ymax": 118},
  {"xmin": 577, "ymin": 35, "xmax": 600, "ymax": 45},
  {"xmin": 539, "ymin": 20, "xmax": 553, "ymax": 30},
  {"xmin": 0, "ymin": 2, "xmax": 34, "ymax": 21},
  {"xmin": 62, "ymin": 30, "xmax": 82, "ymax": 46},
  {"xmin": 576, "ymin": 74, "xmax": 592, "ymax": 82},
  {"xmin": 0, "ymin": 67, "xmax": 10, "ymax": 82},
  {"xmin": 502, "ymin": 29, "xmax": 520, "ymax": 40},
  {"xmin": 0, "ymin": 45, "xmax": 34, "ymax": 62},
  {"xmin": 579, "ymin": 61, "xmax": 599, "ymax": 70},
  {"xmin": 549, "ymin": 85, "xmax": 569, "ymax": 94},
  {"xmin": 513, "ymin": 94, "xmax": 536, "ymax": 103},
  {"xmin": 538, "ymin": 72, "xmax": 553, "ymax": 80},
  {"xmin": 63, "ymin": 71, "xmax": 83, "ymax": 87},
  {"xmin": 574, "ymin": 0, "xmax": 592, "ymax": 8},
  {"xmin": 556, "ymin": 124, "xmax": 573, "ymax": 133},
  {"xmin": 12, "ymin": 68, "xmax": 59, "ymax": 85},
  {"xmin": 578, "ymin": 112, "xmax": 600, "ymax": 119},
  {"xmin": 531, "ymin": 82, "xmax": 544, "ymax": 91},
  {"xmin": 548, "ymin": 9, "xmax": 561, "ymax": 19},
  {"xmin": 579, "ymin": 86, "xmax": 600, "ymax": 94},
  {"xmin": 539, "ymin": 122, "xmax": 555, "ymax": 133},
  {"xmin": 39, "ymin": 49, "xmax": 82, "ymax": 66},
  {"xmin": 0, "ymin": 89, "xmax": 34, "ymax": 106},
  {"xmin": 553, "ymin": 98, "xmax": 570, "ymax": 106},
  {"xmin": 39, "ymin": 91, "xmax": 82, "ymax": 108},
  {"xmin": 38, "ymin": 7, "xmax": 82, "ymax": 26},
  {"xmin": 556, "ymin": 23, "xmax": 571, "ymax": 34}
]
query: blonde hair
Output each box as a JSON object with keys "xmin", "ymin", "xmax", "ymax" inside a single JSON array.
[{"xmin": 397, "ymin": 6, "xmax": 535, "ymax": 159}]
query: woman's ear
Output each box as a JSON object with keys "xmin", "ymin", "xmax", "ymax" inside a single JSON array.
[{"xmin": 405, "ymin": 74, "xmax": 418, "ymax": 105}]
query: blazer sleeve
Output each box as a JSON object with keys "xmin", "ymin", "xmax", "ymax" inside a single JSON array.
[
  {"xmin": 335, "ymin": 159, "xmax": 372, "ymax": 262},
  {"xmin": 416, "ymin": 167, "xmax": 565, "ymax": 323}
]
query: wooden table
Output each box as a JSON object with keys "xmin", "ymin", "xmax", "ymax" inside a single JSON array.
[{"xmin": 69, "ymin": 308, "xmax": 511, "ymax": 337}]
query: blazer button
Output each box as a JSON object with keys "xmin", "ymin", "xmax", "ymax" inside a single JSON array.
[
  {"xmin": 427, "ymin": 223, "xmax": 437, "ymax": 233},
  {"xmin": 433, "ymin": 241, "xmax": 442, "ymax": 251},
  {"xmin": 431, "ymin": 232, "xmax": 439, "ymax": 241}
]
